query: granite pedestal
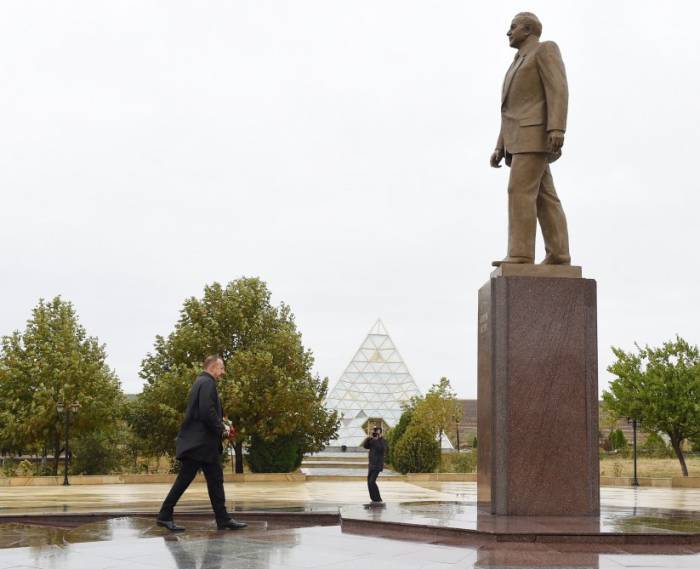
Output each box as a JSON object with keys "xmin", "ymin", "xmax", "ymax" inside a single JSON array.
[{"xmin": 477, "ymin": 265, "xmax": 599, "ymax": 516}]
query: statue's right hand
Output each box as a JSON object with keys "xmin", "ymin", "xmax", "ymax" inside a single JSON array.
[{"xmin": 490, "ymin": 149, "xmax": 504, "ymax": 168}]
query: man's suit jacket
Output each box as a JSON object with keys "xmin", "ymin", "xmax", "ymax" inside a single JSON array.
[
  {"xmin": 362, "ymin": 436, "xmax": 388, "ymax": 471},
  {"xmin": 497, "ymin": 39, "xmax": 568, "ymax": 161},
  {"xmin": 175, "ymin": 371, "xmax": 224, "ymax": 463}
]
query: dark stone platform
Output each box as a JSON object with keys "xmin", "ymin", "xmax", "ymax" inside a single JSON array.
[
  {"xmin": 339, "ymin": 501, "xmax": 700, "ymax": 546},
  {"xmin": 477, "ymin": 271, "xmax": 599, "ymax": 516}
]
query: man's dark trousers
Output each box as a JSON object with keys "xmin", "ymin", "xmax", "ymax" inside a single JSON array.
[
  {"xmin": 367, "ymin": 468, "xmax": 382, "ymax": 502},
  {"xmin": 159, "ymin": 458, "xmax": 228, "ymax": 523}
]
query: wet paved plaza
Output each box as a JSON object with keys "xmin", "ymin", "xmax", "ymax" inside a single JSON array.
[
  {"xmin": 1, "ymin": 482, "xmax": 700, "ymax": 568},
  {"xmin": 1, "ymin": 516, "xmax": 699, "ymax": 569},
  {"xmin": 2, "ymin": 481, "xmax": 700, "ymax": 515}
]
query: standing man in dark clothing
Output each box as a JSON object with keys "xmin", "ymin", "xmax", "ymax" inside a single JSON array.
[
  {"xmin": 362, "ymin": 426, "xmax": 388, "ymax": 505},
  {"xmin": 157, "ymin": 356, "xmax": 247, "ymax": 532}
]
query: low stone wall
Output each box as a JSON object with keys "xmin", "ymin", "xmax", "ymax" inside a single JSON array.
[
  {"xmin": 0, "ymin": 472, "xmax": 306, "ymax": 486},
  {"xmin": 0, "ymin": 475, "xmax": 124, "ymax": 487},
  {"xmin": 671, "ymin": 476, "xmax": 700, "ymax": 488},
  {"xmin": 599, "ymin": 476, "xmax": 700, "ymax": 488},
  {"xmin": 1, "ymin": 473, "xmax": 697, "ymax": 487},
  {"xmin": 406, "ymin": 473, "xmax": 477, "ymax": 482}
]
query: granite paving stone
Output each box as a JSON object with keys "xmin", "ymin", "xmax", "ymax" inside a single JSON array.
[{"xmin": 1, "ymin": 483, "xmax": 700, "ymax": 568}]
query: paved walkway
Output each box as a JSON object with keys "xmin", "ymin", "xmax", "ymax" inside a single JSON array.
[
  {"xmin": 2, "ymin": 483, "xmax": 700, "ymax": 567},
  {"xmin": 1, "ymin": 515, "xmax": 699, "ymax": 568},
  {"xmin": 1, "ymin": 481, "xmax": 700, "ymax": 515}
]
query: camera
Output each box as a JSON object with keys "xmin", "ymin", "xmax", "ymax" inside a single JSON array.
[{"xmin": 371, "ymin": 426, "xmax": 382, "ymax": 438}]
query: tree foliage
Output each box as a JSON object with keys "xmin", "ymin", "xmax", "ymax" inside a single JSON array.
[
  {"xmin": 392, "ymin": 425, "xmax": 440, "ymax": 474},
  {"xmin": 385, "ymin": 406, "xmax": 414, "ymax": 467},
  {"xmin": 0, "ymin": 297, "xmax": 124, "ymax": 474},
  {"xmin": 133, "ymin": 278, "xmax": 339, "ymax": 472},
  {"xmin": 602, "ymin": 336, "xmax": 700, "ymax": 476},
  {"xmin": 411, "ymin": 377, "xmax": 460, "ymax": 448},
  {"xmin": 246, "ymin": 435, "xmax": 301, "ymax": 473},
  {"xmin": 607, "ymin": 429, "xmax": 628, "ymax": 452},
  {"xmin": 641, "ymin": 431, "xmax": 673, "ymax": 458},
  {"xmin": 71, "ymin": 428, "xmax": 126, "ymax": 475}
]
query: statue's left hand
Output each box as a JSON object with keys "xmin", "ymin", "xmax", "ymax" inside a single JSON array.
[
  {"xmin": 547, "ymin": 130, "xmax": 565, "ymax": 154},
  {"xmin": 490, "ymin": 148, "xmax": 504, "ymax": 168}
]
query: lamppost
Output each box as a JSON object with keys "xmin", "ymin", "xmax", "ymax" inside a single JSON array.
[
  {"xmin": 56, "ymin": 401, "xmax": 80, "ymax": 486},
  {"xmin": 627, "ymin": 416, "xmax": 640, "ymax": 487},
  {"xmin": 455, "ymin": 417, "xmax": 461, "ymax": 452}
]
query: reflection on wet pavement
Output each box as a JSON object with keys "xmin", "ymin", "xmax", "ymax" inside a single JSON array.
[
  {"xmin": 2, "ymin": 481, "xmax": 700, "ymax": 517},
  {"xmin": 0, "ymin": 480, "xmax": 461, "ymax": 515},
  {"xmin": 0, "ymin": 517, "xmax": 699, "ymax": 569},
  {"xmin": 341, "ymin": 501, "xmax": 700, "ymax": 536},
  {"xmin": 2, "ymin": 482, "xmax": 700, "ymax": 568}
]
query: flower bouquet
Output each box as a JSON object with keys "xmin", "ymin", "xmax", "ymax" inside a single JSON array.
[{"xmin": 222, "ymin": 416, "xmax": 237, "ymax": 449}]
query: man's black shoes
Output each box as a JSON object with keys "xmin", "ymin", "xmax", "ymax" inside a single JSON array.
[
  {"xmin": 157, "ymin": 516, "xmax": 246, "ymax": 531},
  {"xmin": 156, "ymin": 518, "xmax": 185, "ymax": 532},
  {"xmin": 217, "ymin": 518, "xmax": 248, "ymax": 530}
]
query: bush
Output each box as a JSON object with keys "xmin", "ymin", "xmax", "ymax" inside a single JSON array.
[
  {"xmin": 35, "ymin": 460, "xmax": 54, "ymax": 476},
  {"xmin": 392, "ymin": 425, "xmax": 440, "ymax": 474},
  {"xmin": 690, "ymin": 435, "xmax": 700, "ymax": 453},
  {"xmin": 168, "ymin": 456, "xmax": 181, "ymax": 474},
  {"xmin": 71, "ymin": 430, "xmax": 126, "ymax": 475},
  {"xmin": 641, "ymin": 432, "xmax": 673, "ymax": 458},
  {"xmin": 1, "ymin": 459, "xmax": 18, "ymax": 477},
  {"xmin": 246, "ymin": 435, "xmax": 302, "ymax": 473},
  {"xmin": 612, "ymin": 461, "xmax": 624, "ymax": 478},
  {"xmin": 386, "ymin": 408, "xmax": 414, "ymax": 467},
  {"xmin": 439, "ymin": 451, "xmax": 477, "ymax": 473},
  {"xmin": 608, "ymin": 429, "xmax": 628, "ymax": 452},
  {"xmin": 16, "ymin": 460, "xmax": 34, "ymax": 476}
]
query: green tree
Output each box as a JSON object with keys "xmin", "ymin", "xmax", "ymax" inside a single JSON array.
[
  {"xmin": 689, "ymin": 434, "xmax": 700, "ymax": 453},
  {"xmin": 641, "ymin": 431, "xmax": 673, "ymax": 458},
  {"xmin": 246, "ymin": 435, "xmax": 301, "ymax": 473},
  {"xmin": 385, "ymin": 405, "xmax": 415, "ymax": 467},
  {"xmin": 71, "ymin": 429, "xmax": 126, "ymax": 475},
  {"xmin": 392, "ymin": 425, "xmax": 440, "ymax": 474},
  {"xmin": 412, "ymin": 377, "xmax": 460, "ymax": 448},
  {"xmin": 603, "ymin": 336, "xmax": 700, "ymax": 476},
  {"xmin": 0, "ymin": 297, "xmax": 124, "ymax": 475},
  {"xmin": 121, "ymin": 398, "xmax": 155, "ymax": 471},
  {"xmin": 135, "ymin": 278, "xmax": 339, "ymax": 473},
  {"xmin": 607, "ymin": 429, "xmax": 628, "ymax": 452}
]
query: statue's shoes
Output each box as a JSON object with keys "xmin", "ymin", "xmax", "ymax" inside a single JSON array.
[
  {"xmin": 539, "ymin": 255, "xmax": 571, "ymax": 265},
  {"xmin": 491, "ymin": 257, "xmax": 532, "ymax": 267},
  {"xmin": 156, "ymin": 518, "xmax": 185, "ymax": 532}
]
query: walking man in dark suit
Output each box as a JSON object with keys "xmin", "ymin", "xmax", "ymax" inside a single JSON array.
[
  {"xmin": 490, "ymin": 12, "xmax": 571, "ymax": 267},
  {"xmin": 362, "ymin": 426, "xmax": 388, "ymax": 505},
  {"xmin": 157, "ymin": 356, "xmax": 247, "ymax": 532}
]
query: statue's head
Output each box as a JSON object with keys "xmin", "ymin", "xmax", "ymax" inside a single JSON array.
[{"xmin": 507, "ymin": 12, "xmax": 542, "ymax": 48}]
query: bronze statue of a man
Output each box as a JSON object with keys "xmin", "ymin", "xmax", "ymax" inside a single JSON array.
[{"xmin": 490, "ymin": 13, "xmax": 571, "ymax": 267}]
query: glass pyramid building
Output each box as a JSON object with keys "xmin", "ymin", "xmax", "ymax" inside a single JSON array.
[{"xmin": 325, "ymin": 319, "xmax": 452, "ymax": 449}]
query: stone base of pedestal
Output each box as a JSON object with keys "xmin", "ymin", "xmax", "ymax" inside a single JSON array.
[{"xmin": 477, "ymin": 268, "xmax": 599, "ymax": 516}]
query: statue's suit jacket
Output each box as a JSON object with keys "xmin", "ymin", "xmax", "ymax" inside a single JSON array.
[{"xmin": 497, "ymin": 39, "xmax": 568, "ymax": 164}]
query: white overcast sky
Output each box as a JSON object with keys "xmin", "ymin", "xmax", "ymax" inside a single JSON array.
[{"xmin": 1, "ymin": 1, "xmax": 698, "ymax": 397}]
